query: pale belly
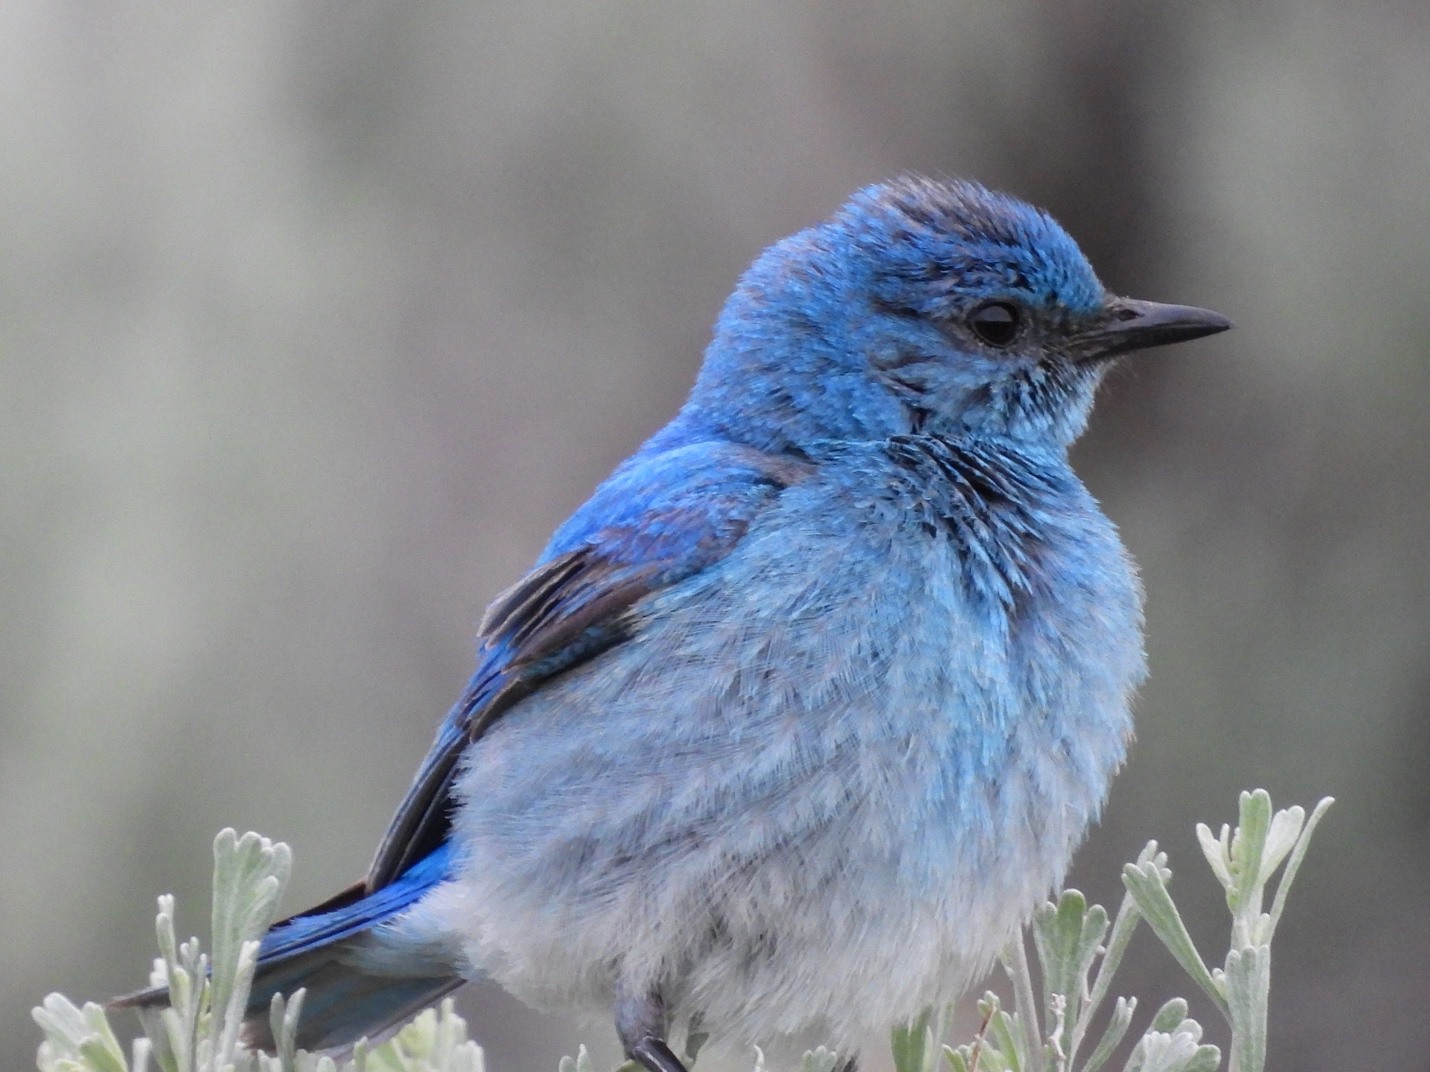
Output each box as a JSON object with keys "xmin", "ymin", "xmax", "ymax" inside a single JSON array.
[{"xmin": 428, "ymin": 461, "xmax": 1144, "ymax": 1058}]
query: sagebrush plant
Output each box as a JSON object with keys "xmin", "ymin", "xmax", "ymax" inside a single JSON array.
[
  {"xmin": 899, "ymin": 790, "xmax": 1333, "ymax": 1072},
  {"xmin": 35, "ymin": 791, "xmax": 1329, "ymax": 1072},
  {"xmin": 33, "ymin": 831, "xmax": 483, "ymax": 1072}
]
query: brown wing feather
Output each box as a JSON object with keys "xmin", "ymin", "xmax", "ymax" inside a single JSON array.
[
  {"xmin": 365, "ymin": 549, "xmax": 670, "ymax": 888},
  {"xmin": 364, "ymin": 446, "xmax": 814, "ymax": 891}
]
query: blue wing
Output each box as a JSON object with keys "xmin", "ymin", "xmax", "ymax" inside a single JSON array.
[
  {"xmin": 112, "ymin": 438, "xmax": 811, "ymax": 1050},
  {"xmin": 364, "ymin": 439, "xmax": 813, "ymax": 888}
]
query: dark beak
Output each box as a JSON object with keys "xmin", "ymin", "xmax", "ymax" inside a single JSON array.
[{"xmin": 1076, "ymin": 298, "xmax": 1232, "ymax": 362}]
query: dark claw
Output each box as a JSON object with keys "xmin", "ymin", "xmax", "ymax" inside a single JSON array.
[
  {"xmin": 615, "ymin": 989, "xmax": 689, "ymax": 1072},
  {"xmin": 628, "ymin": 1035, "xmax": 690, "ymax": 1072}
]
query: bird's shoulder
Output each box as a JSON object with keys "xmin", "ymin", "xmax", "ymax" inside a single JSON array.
[{"xmin": 540, "ymin": 436, "xmax": 817, "ymax": 565}]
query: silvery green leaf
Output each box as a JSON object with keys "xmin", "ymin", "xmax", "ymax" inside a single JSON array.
[
  {"xmin": 1032, "ymin": 891, "xmax": 1107, "ymax": 1032},
  {"xmin": 950, "ymin": 997, "xmax": 1015, "ymax": 1072},
  {"xmin": 1127, "ymin": 1028, "xmax": 1221, "ymax": 1072},
  {"xmin": 135, "ymin": 1007, "xmax": 178, "ymax": 1072},
  {"xmin": 53, "ymin": 999, "xmax": 129, "ymax": 1072},
  {"xmin": 1079, "ymin": 995, "xmax": 1134, "ymax": 1072},
  {"xmin": 1125, "ymin": 1030, "xmax": 1200, "ymax": 1072},
  {"xmin": 32, "ymin": 994, "xmax": 90, "ymax": 1054},
  {"xmin": 1266, "ymin": 797, "xmax": 1333, "ymax": 942},
  {"xmin": 951, "ymin": 1041, "xmax": 1013, "ymax": 1072},
  {"xmin": 1228, "ymin": 791, "xmax": 1271, "ymax": 914},
  {"xmin": 396, "ymin": 1005, "xmax": 439, "ymax": 1056},
  {"xmin": 1134, "ymin": 842, "xmax": 1170, "ymax": 880},
  {"xmin": 1000, "ymin": 939, "xmax": 1041, "ymax": 1072},
  {"xmin": 348, "ymin": 1035, "xmax": 371, "ymax": 1072},
  {"xmin": 799, "ymin": 1047, "xmax": 840, "ymax": 1072},
  {"xmin": 990, "ymin": 1009, "xmax": 1027, "ymax": 1072},
  {"xmin": 210, "ymin": 831, "xmax": 292, "ymax": 1062},
  {"xmin": 428, "ymin": 998, "xmax": 485, "ymax": 1072},
  {"xmin": 1194, "ymin": 824, "xmax": 1233, "ymax": 892},
  {"xmin": 1122, "ymin": 861, "xmax": 1225, "ymax": 1013},
  {"xmin": 892, "ymin": 1007, "xmax": 935, "ymax": 1072},
  {"xmin": 268, "ymin": 989, "xmax": 304, "ymax": 1072},
  {"xmin": 571, "ymin": 1046, "xmax": 597, "ymax": 1072},
  {"xmin": 1082, "ymin": 891, "xmax": 1141, "ymax": 1037},
  {"xmin": 32, "ymin": 994, "xmax": 130, "ymax": 1072},
  {"xmin": 361, "ymin": 1038, "xmax": 408, "ymax": 1072},
  {"xmin": 1180, "ymin": 1047, "xmax": 1221, "ymax": 1072},
  {"xmin": 1257, "ymin": 807, "xmax": 1304, "ymax": 886},
  {"xmin": 1147, "ymin": 999, "xmax": 1188, "ymax": 1035},
  {"xmin": 153, "ymin": 897, "xmax": 186, "ymax": 1016}
]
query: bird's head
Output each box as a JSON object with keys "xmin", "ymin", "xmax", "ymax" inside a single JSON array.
[{"xmin": 682, "ymin": 176, "xmax": 1229, "ymax": 454}]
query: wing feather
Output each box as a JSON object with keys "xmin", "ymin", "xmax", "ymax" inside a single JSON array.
[{"xmin": 365, "ymin": 443, "xmax": 811, "ymax": 890}]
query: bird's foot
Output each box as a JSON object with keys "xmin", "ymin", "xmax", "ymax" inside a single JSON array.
[
  {"xmin": 627, "ymin": 1035, "xmax": 689, "ymax": 1072},
  {"xmin": 615, "ymin": 989, "xmax": 688, "ymax": 1072}
]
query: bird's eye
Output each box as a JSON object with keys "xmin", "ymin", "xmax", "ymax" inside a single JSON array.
[{"xmin": 969, "ymin": 301, "xmax": 1021, "ymax": 347}]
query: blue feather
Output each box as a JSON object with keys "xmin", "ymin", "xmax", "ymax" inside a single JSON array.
[{"xmin": 111, "ymin": 176, "xmax": 1227, "ymax": 1065}]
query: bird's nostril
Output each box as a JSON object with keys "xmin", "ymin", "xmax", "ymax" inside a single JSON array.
[{"xmin": 1115, "ymin": 306, "xmax": 1140, "ymax": 322}]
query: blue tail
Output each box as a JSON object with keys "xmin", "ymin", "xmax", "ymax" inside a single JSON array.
[{"xmin": 114, "ymin": 843, "xmax": 463, "ymax": 1053}]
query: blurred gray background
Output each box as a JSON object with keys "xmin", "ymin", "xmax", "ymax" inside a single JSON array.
[{"xmin": 4, "ymin": 3, "xmax": 1428, "ymax": 1071}]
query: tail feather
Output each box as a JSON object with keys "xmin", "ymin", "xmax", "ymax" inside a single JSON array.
[
  {"xmin": 240, "ymin": 952, "xmax": 462, "ymax": 1052},
  {"xmin": 257, "ymin": 844, "xmax": 453, "ymax": 964},
  {"xmin": 111, "ymin": 843, "xmax": 463, "ymax": 1054}
]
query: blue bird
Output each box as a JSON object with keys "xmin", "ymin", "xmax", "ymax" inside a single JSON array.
[{"xmin": 116, "ymin": 177, "xmax": 1229, "ymax": 1070}]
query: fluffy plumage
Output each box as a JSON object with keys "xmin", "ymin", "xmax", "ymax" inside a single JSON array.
[{"xmin": 115, "ymin": 177, "xmax": 1229, "ymax": 1068}]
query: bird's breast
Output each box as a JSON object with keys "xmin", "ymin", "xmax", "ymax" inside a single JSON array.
[{"xmin": 444, "ymin": 438, "xmax": 1144, "ymax": 1044}]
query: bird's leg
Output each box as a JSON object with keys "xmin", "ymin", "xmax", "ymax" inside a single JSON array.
[
  {"xmin": 834, "ymin": 1058, "xmax": 859, "ymax": 1072},
  {"xmin": 615, "ymin": 988, "xmax": 688, "ymax": 1072}
]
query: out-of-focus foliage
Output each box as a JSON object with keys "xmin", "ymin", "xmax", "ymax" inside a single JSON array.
[
  {"xmin": 894, "ymin": 793, "xmax": 1330, "ymax": 1072},
  {"xmin": 34, "ymin": 831, "xmax": 484, "ymax": 1072},
  {"xmin": 4, "ymin": 5, "xmax": 1427, "ymax": 1072},
  {"xmin": 34, "ymin": 794, "xmax": 1327, "ymax": 1072}
]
